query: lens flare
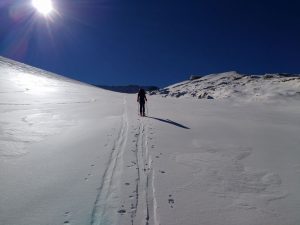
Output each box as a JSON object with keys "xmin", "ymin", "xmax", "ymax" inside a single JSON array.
[{"xmin": 32, "ymin": 0, "xmax": 53, "ymax": 16}]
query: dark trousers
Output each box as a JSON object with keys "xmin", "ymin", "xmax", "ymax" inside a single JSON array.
[{"xmin": 139, "ymin": 101, "xmax": 145, "ymax": 115}]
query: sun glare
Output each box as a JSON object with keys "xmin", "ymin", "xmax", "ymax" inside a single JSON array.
[{"xmin": 32, "ymin": 0, "xmax": 54, "ymax": 16}]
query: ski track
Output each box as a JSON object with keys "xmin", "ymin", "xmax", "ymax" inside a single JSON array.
[
  {"xmin": 129, "ymin": 117, "xmax": 158, "ymax": 225},
  {"xmin": 90, "ymin": 97, "xmax": 128, "ymax": 225},
  {"xmin": 89, "ymin": 98, "xmax": 159, "ymax": 225}
]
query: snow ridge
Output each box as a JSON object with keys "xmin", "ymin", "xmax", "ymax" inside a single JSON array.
[
  {"xmin": 151, "ymin": 71, "xmax": 300, "ymax": 101},
  {"xmin": 0, "ymin": 56, "xmax": 89, "ymax": 86}
]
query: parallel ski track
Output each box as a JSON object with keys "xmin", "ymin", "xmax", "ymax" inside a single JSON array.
[
  {"xmin": 131, "ymin": 117, "xmax": 157, "ymax": 225},
  {"xmin": 90, "ymin": 98, "xmax": 128, "ymax": 225}
]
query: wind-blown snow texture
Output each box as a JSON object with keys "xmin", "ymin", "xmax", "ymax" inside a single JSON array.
[
  {"xmin": 1, "ymin": 57, "xmax": 300, "ymax": 225},
  {"xmin": 152, "ymin": 71, "xmax": 300, "ymax": 101}
]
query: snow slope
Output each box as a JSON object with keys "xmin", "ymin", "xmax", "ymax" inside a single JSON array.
[
  {"xmin": 152, "ymin": 71, "xmax": 300, "ymax": 101},
  {"xmin": 1, "ymin": 57, "xmax": 300, "ymax": 225},
  {"xmin": 96, "ymin": 85, "xmax": 159, "ymax": 93}
]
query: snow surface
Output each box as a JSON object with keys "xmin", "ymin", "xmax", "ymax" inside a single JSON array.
[
  {"xmin": 1, "ymin": 57, "xmax": 300, "ymax": 225},
  {"xmin": 152, "ymin": 71, "xmax": 300, "ymax": 102}
]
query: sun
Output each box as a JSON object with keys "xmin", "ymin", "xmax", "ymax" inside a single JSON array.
[{"xmin": 32, "ymin": 0, "xmax": 54, "ymax": 16}]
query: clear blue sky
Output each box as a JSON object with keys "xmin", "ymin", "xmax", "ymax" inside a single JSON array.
[{"xmin": 1, "ymin": 0, "xmax": 300, "ymax": 87}]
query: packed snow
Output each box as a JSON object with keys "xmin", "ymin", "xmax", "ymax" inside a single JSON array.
[
  {"xmin": 151, "ymin": 71, "xmax": 300, "ymax": 102},
  {"xmin": 1, "ymin": 57, "xmax": 300, "ymax": 225}
]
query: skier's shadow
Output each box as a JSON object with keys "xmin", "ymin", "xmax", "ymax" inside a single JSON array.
[{"xmin": 146, "ymin": 116, "xmax": 190, "ymax": 129}]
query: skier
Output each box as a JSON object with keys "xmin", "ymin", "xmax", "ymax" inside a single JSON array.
[{"xmin": 137, "ymin": 88, "xmax": 147, "ymax": 116}]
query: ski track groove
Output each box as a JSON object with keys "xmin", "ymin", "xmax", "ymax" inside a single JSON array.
[
  {"xmin": 90, "ymin": 99, "xmax": 159, "ymax": 225},
  {"xmin": 131, "ymin": 125, "xmax": 141, "ymax": 225},
  {"xmin": 90, "ymin": 97, "xmax": 128, "ymax": 225},
  {"xmin": 130, "ymin": 117, "xmax": 158, "ymax": 225}
]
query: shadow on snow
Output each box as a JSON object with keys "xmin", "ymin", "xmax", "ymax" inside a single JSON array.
[{"xmin": 146, "ymin": 116, "xmax": 190, "ymax": 129}]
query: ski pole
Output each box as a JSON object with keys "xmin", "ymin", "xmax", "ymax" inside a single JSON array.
[{"xmin": 146, "ymin": 101, "xmax": 149, "ymax": 116}]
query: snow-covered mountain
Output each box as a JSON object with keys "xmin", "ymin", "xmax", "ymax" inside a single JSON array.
[
  {"xmin": 152, "ymin": 71, "xmax": 300, "ymax": 101},
  {"xmin": 95, "ymin": 85, "xmax": 159, "ymax": 93},
  {"xmin": 1, "ymin": 57, "xmax": 300, "ymax": 225}
]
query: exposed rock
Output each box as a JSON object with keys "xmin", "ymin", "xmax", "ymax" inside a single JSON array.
[{"xmin": 152, "ymin": 71, "xmax": 300, "ymax": 101}]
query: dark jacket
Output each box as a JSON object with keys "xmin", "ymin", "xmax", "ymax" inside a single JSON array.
[{"xmin": 137, "ymin": 89, "xmax": 147, "ymax": 103}]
